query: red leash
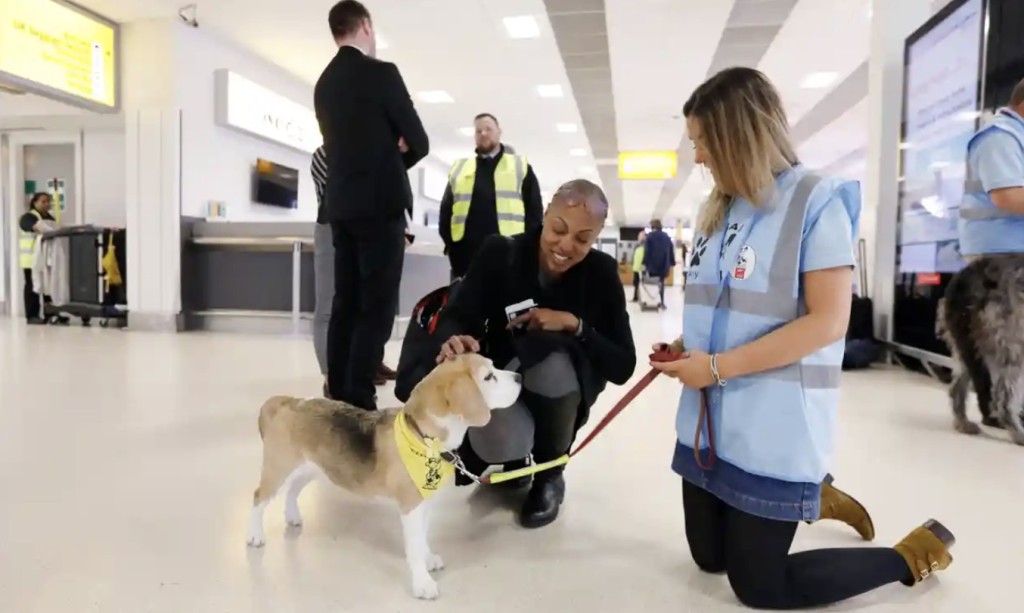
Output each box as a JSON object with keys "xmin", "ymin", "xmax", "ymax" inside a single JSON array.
[{"xmin": 569, "ymin": 347, "xmax": 683, "ymax": 457}]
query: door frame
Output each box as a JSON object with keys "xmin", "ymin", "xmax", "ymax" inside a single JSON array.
[{"xmin": 3, "ymin": 130, "xmax": 83, "ymax": 317}]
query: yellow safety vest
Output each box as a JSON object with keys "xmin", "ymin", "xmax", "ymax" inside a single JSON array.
[
  {"xmin": 632, "ymin": 245, "xmax": 645, "ymax": 273},
  {"xmin": 18, "ymin": 210, "xmax": 42, "ymax": 269},
  {"xmin": 448, "ymin": 154, "xmax": 527, "ymax": 242},
  {"xmin": 393, "ymin": 411, "xmax": 454, "ymax": 500}
]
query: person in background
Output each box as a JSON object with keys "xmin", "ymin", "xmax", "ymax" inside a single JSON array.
[
  {"xmin": 959, "ymin": 76, "xmax": 1024, "ymax": 261},
  {"xmin": 439, "ymin": 113, "xmax": 544, "ymax": 279},
  {"xmin": 435, "ymin": 179, "xmax": 635, "ymax": 528},
  {"xmin": 311, "ymin": 145, "xmax": 402, "ymax": 398},
  {"xmin": 631, "ymin": 231, "xmax": 646, "ymax": 302},
  {"xmin": 654, "ymin": 66, "xmax": 950, "ymax": 610},
  {"xmin": 642, "ymin": 219, "xmax": 674, "ymax": 309},
  {"xmin": 314, "ymin": 0, "xmax": 429, "ymax": 410},
  {"xmin": 18, "ymin": 193, "xmax": 57, "ymax": 325}
]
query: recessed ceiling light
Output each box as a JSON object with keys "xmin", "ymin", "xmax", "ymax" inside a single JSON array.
[
  {"xmin": 458, "ymin": 126, "xmax": 474, "ymax": 137},
  {"xmin": 800, "ymin": 72, "xmax": 839, "ymax": 89},
  {"xmin": 570, "ymin": 148, "xmax": 587, "ymax": 157},
  {"xmin": 578, "ymin": 165, "xmax": 596, "ymax": 174},
  {"xmin": 417, "ymin": 90, "xmax": 454, "ymax": 104},
  {"xmin": 556, "ymin": 123, "xmax": 578, "ymax": 133},
  {"xmin": 503, "ymin": 15, "xmax": 540, "ymax": 39},
  {"xmin": 537, "ymin": 84, "xmax": 563, "ymax": 98}
]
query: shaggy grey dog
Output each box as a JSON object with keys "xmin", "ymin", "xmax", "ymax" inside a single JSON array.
[{"xmin": 937, "ymin": 254, "xmax": 1024, "ymax": 445}]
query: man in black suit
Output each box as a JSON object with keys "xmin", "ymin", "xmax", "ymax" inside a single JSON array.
[{"xmin": 315, "ymin": 0, "xmax": 429, "ymax": 410}]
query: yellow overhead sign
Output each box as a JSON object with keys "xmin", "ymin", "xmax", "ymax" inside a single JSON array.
[
  {"xmin": 619, "ymin": 151, "xmax": 679, "ymax": 180},
  {"xmin": 618, "ymin": 151, "xmax": 678, "ymax": 180},
  {"xmin": 0, "ymin": 0, "xmax": 118, "ymax": 110}
]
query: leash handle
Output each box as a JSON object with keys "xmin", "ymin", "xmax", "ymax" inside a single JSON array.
[{"xmin": 694, "ymin": 390, "xmax": 716, "ymax": 470}]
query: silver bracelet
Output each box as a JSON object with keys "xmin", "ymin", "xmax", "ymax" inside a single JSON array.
[{"xmin": 710, "ymin": 354, "xmax": 726, "ymax": 387}]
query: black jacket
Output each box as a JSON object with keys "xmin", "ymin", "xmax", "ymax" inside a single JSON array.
[
  {"xmin": 314, "ymin": 46, "xmax": 429, "ymax": 223},
  {"xmin": 434, "ymin": 229, "xmax": 636, "ymax": 428},
  {"xmin": 438, "ymin": 145, "xmax": 544, "ymax": 277}
]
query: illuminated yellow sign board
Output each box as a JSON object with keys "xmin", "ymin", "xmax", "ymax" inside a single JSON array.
[
  {"xmin": 0, "ymin": 0, "xmax": 118, "ymax": 110},
  {"xmin": 618, "ymin": 151, "xmax": 678, "ymax": 180}
]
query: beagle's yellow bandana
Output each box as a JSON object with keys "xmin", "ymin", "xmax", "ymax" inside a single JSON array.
[{"xmin": 394, "ymin": 411, "xmax": 455, "ymax": 500}]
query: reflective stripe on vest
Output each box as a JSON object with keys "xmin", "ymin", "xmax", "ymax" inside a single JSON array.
[
  {"xmin": 18, "ymin": 209, "xmax": 42, "ymax": 269},
  {"xmin": 678, "ymin": 169, "xmax": 859, "ymax": 484},
  {"xmin": 958, "ymin": 109, "xmax": 1024, "ymax": 255},
  {"xmin": 448, "ymin": 154, "xmax": 527, "ymax": 242}
]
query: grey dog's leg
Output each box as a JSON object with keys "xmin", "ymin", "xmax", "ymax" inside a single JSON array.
[
  {"xmin": 950, "ymin": 369, "xmax": 980, "ymax": 435},
  {"xmin": 1005, "ymin": 377, "xmax": 1024, "ymax": 446}
]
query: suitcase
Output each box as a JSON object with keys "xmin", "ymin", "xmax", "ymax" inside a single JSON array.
[{"xmin": 847, "ymin": 294, "xmax": 874, "ymax": 341}]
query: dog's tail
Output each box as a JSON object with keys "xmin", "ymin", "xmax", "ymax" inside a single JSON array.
[{"xmin": 258, "ymin": 396, "xmax": 292, "ymax": 440}]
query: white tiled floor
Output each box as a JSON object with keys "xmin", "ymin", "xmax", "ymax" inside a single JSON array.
[{"xmin": 0, "ymin": 292, "xmax": 1021, "ymax": 612}]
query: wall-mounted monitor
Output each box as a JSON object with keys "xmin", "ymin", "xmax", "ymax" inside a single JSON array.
[
  {"xmin": 892, "ymin": 0, "xmax": 986, "ymax": 359},
  {"xmin": 619, "ymin": 226, "xmax": 645, "ymax": 241},
  {"xmin": 0, "ymin": 0, "xmax": 119, "ymax": 112},
  {"xmin": 254, "ymin": 159, "xmax": 299, "ymax": 209}
]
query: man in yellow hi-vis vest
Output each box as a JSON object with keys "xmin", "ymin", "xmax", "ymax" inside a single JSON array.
[
  {"xmin": 18, "ymin": 193, "xmax": 56, "ymax": 324},
  {"xmin": 439, "ymin": 113, "xmax": 543, "ymax": 278}
]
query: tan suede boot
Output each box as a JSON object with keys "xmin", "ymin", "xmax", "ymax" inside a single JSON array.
[
  {"xmin": 817, "ymin": 475, "xmax": 876, "ymax": 541},
  {"xmin": 894, "ymin": 520, "xmax": 956, "ymax": 585}
]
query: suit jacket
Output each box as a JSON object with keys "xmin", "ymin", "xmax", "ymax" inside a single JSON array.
[{"xmin": 314, "ymin": 46, "xmax": 429, "ymax": 223}]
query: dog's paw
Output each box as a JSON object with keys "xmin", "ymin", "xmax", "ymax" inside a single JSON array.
[
  {"xmin": 426, "ymin": 552, "xmax": 445, "ymax": 572},
  {"xmin": 411, "ymin": 576, "xmax": 440, "ymax": 600},
  {"xmin": 954, "ymin": 420, "xmax": 981, "ymax": 435},
  {"xmin": 982, "ymin": 416, "xmax": 1006, "ymax": 429},
  {"xmin": 246, "ymin": 532, "xmax": 266, "ymax": 548},
  {"xmin": 285, "ymin": 512, "xmax": 303, "ymax": 528},
  {"xmin": 1010, "ymin": 431, "xmax": 1024, "ymax": 447}
]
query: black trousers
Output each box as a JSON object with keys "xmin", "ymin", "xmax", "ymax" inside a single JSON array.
[
  {"xmin": 632, "ymin": 272, "xmax": 641, "ymax": 301},
  {"xmin": 326, "ymin": 215, "xmax": 405, "ymax": 410},
  {"xmin": 682, "ymin": 479, "xmax": 909, "ymax": 609},
  {"xmin": 22, "ymin": 269, "xmax": 45, "ymax": 321}
]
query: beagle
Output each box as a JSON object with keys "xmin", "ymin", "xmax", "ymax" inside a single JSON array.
[{"xmin": 245, "ymin": 353, "xmax": 521, "ymax": 599}]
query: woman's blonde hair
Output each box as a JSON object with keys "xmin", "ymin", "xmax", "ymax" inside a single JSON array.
[{"xmin": 683, "ymin": 67, "xmax": 799, "ymax": 235}]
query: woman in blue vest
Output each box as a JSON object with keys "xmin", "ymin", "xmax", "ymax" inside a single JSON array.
[{"xmin": 652, "ymin": 67, "xmax": 955, "ymax": 609}]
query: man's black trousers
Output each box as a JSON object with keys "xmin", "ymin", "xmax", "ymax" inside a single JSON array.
[{"xmin": 326, "ymin": 215, "xmax": 405, "ymax": 410}]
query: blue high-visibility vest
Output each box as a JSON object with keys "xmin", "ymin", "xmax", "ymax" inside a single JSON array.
[
  {"xmin": 678, "ymin": 168, "xmax": 860, "ymax": 484},
  {"xmin": 959, "ymin": 108, "xmax": 1024, "ymax": 256}
]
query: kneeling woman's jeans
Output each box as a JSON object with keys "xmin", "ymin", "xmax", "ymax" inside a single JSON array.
[{"xmin": 467, "ymin": 350, "xmax": 581, "ymax": 466}]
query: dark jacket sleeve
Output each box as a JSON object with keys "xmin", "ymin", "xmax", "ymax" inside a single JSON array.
[
  {"xmin": 19, "ymin": 212, "xmax": 39, "ymax": 233},
  {"xmin": 433, "ymin": 236, "xmax": 505, "ymax": 342},
  {"xmin": 439, "ymin": 183, "xmax": 454, "ymax": 250},
  {"xmin": 579, "ymin": 255, "xmax": 637, "ymax": 385},
  {"xmin": 379, "ymin": 62, "xmax": 429, "ymax": 168},
  {"xmin": 522, "ymin": 165, "xmax": 544, "ymax": 233}
]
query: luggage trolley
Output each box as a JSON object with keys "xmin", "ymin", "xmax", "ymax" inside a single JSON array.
[
  {"xmin": 39, "ymin": 225, "xmax": 128, "ymax": 328},
  {"xmin": 638, "ymin": 271, "xmax": 663, "ymax": 312}
]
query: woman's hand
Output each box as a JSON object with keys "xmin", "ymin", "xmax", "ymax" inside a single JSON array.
[
  {"xmin": 437, "ymin": 335, "xmax": 480, "ymax": 363},
  {"xmin": 652, "ymin": 339, "xmax": 685, "ymax": 354},
  {"xmin": 507, "ymin": 308, "xmax": 579, "ymax": 333},
  {"xmin": 651, "ymin": 349, "xmax": 717, "ymax": 389}
]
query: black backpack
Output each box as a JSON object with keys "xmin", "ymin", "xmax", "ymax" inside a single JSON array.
[{"xmin": 395, "ymin": 282, "xmax": 459, "ymax": 402}]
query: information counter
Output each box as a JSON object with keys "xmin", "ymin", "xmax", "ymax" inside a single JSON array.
[{"xmin": 180, "ymin": 221, "xmax": 449, "ymax": 337}]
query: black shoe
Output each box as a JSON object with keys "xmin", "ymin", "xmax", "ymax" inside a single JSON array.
[
  {"xmin": 495, "ymin": 457, "xmax": 533, "ymax": 490},
  {"xmin": 26, "ymin": 318, "xmax": 47, "ymax": 326},
  {"xmin": 520, "ymin": 473, "xmax": 565, "ymax": 529}
]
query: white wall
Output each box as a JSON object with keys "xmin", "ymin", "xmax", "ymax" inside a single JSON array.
[
  {"xmin": 82, "ymin": 128, "xmax": 127, "ymax": 226},
  {"xmin": 173, "ymin": 24, "xmax": 318, "ymax": 221}
]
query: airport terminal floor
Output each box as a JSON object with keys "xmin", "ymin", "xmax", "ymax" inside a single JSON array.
[{"xmin": 0, "ymin": 290, "xmax": 1020, "ymax": 613}]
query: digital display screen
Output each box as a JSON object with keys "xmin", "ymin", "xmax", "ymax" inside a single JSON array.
[
  {"xmin": 0, "ymin": 0, "xmax": 118, "ymax": 111},
  {"xmin": 896, "ymin": 0, "xmax": 984, "ymax": 276}
]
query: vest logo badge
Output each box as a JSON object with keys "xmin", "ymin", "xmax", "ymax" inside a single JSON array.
[{"xmin": 732, "ymin": 245, "xmax": 756, "ymax": 280}]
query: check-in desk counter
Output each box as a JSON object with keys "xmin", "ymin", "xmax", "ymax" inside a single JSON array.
[{"xmin": 181, "ymin": 221, "xmax": 450, "ymax": 337}]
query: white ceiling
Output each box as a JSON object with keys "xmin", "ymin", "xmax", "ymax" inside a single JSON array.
[{"xmin": 46, "ymin": 0, "xmax": 875, "ymax": 225}]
